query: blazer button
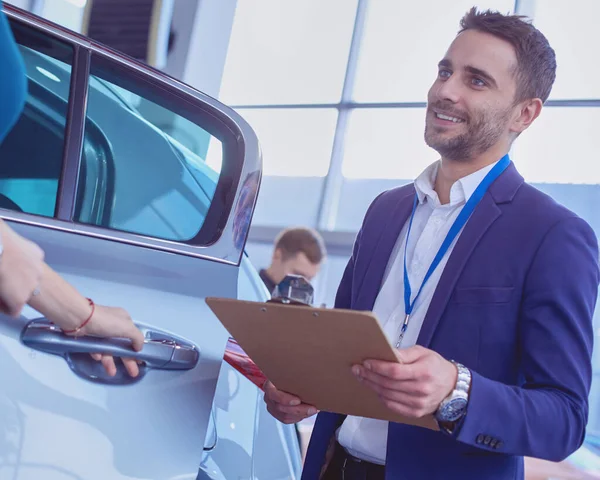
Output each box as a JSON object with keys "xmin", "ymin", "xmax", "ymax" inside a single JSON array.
[
  {"xmin": 490, "ymin": 439, "xmax": 498, "ymax": 448},
  {"xmin": 484, "ymin": 436, "xmax": 492, "ymax": 445},
  {"xmin": 495, "ymin": 441, "xmax": 503, "ymax": 449},
  {"xmin": 476, "ymin": 434, "xmax": 484, "ymax": 444}
]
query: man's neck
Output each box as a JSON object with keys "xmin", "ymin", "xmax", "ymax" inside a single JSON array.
[
  {"xmin": 434, "ymin": 150, "xmax": 508, "ymax": 205},
  {"xmin": 264, "ymin": 267, "xmax": 282, "ymax": 285}
]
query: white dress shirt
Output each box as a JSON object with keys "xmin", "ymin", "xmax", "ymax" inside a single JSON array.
[{"xmin": 336, "ymin": 159, "xmax": 499, "ymax": 465}]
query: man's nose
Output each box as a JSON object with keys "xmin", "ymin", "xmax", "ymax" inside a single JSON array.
[{"xmin": 435, "ymin": 76, "xmax": 461, "ymax": 104}]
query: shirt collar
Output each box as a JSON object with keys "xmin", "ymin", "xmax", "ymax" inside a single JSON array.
[{"xmin": 414, "ymin": 159, "xmax": 500, "ymax": 207}]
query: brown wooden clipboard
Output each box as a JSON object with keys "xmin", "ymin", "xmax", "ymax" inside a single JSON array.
[{"xmin": 206, "ymin": 297, "xmax": 438, "ymax": 430}]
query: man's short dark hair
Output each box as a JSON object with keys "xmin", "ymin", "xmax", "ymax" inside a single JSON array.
[
  {"xmin": 275, "ymin": 227, "xmax": 326, "ymax": 265},
  {"xmin": 459, "ymin": 7, "xmax": 556, "ymax": 103}
]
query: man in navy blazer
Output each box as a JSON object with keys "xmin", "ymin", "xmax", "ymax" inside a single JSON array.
[{"xmin": 264, "ymin": 8, "xmax": 600, "ymax": 479}]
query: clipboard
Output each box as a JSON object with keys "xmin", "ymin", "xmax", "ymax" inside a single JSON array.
[{"xmin": 206, "ymin": 297, "xmax": 438, "ymax": 430}]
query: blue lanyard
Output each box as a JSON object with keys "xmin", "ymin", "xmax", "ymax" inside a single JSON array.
[{"xmin": 397, "ymin": 155, "xmax": 511, "ymax": 347}]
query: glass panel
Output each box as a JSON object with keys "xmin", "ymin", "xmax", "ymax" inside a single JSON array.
[
  {"xmin": 236, "ymin": 108, "xmax": 337, "ymax": 177},
  {"xmin": 220, "ymin": 0, "xmax": 358, "ymax": 105},
  {"xmin": 531, "ymin": 0, "xmax": 600, "ymax": 100},
  {"xmin": 0, "ymin": 20, "xmax": 73, "ymax": 217},
  {"xmin": 353, "ymin": 0, "xmax": 514, "ymax": 102},
  {"xmin": 342, "ymin": 108, "xmax": 439, "ymax": 179},
  {"xmin": 78, "ymin": 56, "xmax": 223, "ymax": 242},
  {"xmin": 511, "ymin": 107, "xmax": 600, "ymax": 184}
]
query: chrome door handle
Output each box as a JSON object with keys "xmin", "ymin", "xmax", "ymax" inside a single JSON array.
[{"xmin": 21, "ymin": 320, "xmax": 200, "ymax": 383}]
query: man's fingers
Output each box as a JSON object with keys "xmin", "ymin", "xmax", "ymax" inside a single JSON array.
[
  {"xmin": 266, "ymin": 402, "xmax": 316, "ymax": 424},
  {"xmin": 352, "ymin": 360, "xmax": 419, "ymax": 382},
  {"xmin": 394, "ymin": 345, "xmax": 428, "ymax": 364},
  {"xmin": 264, "ymin": 380, "xmax": 318, "ymax": 423},
  {"xmin": 273, "ymin": 403, "xmax": 317, "ymax": 417},
  {"xmin": 266, "ymin": 403, "xmax": 300, "ymax": 424},
  {"xmin": 360, "ymin": 377, "xmax": 423, "ymax": 406},
  {"xmin": 91, "ymin": 353, "xmax": 102, "ymax": 361},
  {"xmin": 354, "ymin": 365, "xmax": 425, "ymax": 397},
  {"xmin": 356, "ymin": 361, "xmax": 419, "ymax": 381},
  {"xmin": 265, "ymin": 381, "xmax": 302, "ymax": 406},
  {"xmin": 353, "ymin": 365, "xmax": 406, "ymax": 388}
]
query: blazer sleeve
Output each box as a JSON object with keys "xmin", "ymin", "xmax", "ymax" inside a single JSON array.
[
  {"xmin": 333, "ymin": 191, "xmax": 387, "ymax": 310},
  {"xmin": 333, "ymin": 227, "xmax": 362, "ymax": 310},
  {"xmin": 455, "ymin": 216, "xmax": 600, "ymax": 461}
]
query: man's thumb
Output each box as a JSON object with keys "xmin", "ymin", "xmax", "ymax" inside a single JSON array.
[{"xmin": 395, "ymin": 345, "xmax": 426, "ymax": 364}]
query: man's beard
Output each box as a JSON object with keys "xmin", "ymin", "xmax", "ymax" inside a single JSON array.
[{"xmin": 424, "ymin": 104, "xmax": 512, "ymax": 161}]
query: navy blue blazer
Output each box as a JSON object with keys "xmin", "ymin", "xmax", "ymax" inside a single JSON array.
[{"xmin": 302, "ymin": 163, "xmax": 600, "ymax": 480}]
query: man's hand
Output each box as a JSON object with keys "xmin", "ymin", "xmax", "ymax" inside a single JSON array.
[
  {"xmin": 352, "ymin": 345, "xmax": 457, "ymax": 418},
  {"xmin": 263, "ymin": 380, "xmax": 318, "ymax": 424},
  {"xmin": 0, "ymin": 221, "xmax": 44, "ymax": 317}
]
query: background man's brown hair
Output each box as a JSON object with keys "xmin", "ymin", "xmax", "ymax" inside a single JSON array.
[
  {"xmin": 275, "ymin": 227, "xmax": 326, "ymax": 265},
  {"xmin": 459, "ymin": 7, "xmax": 556, "ymax": 103}
]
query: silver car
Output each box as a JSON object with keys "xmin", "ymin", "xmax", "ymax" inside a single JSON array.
[{"xmin": 0, "ymin": 4, "xmax": 301, "ymax": 479}]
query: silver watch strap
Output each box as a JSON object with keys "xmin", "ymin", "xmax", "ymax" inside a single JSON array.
[{"xmin": 452, "ymin": 361, "xmax": 471, "ymax": 396}]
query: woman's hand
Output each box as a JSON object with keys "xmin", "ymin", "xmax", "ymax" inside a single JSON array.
[
  {"xmin": 80, "ymin": 304, "xmax": 145, "ymax": 378},
  {"xmin": 0, "ymin": 220, "xmax": 44, "ymax": 316}
]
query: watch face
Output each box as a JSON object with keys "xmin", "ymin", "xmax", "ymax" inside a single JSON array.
[{"xmin": 439, "ymin": 397, "xmax": 468, "ymax": 422}]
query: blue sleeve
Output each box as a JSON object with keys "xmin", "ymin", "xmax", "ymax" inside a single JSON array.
[
  {"xmin": 333, "ymin": 191, "xmax": 386, "ymax": 310},
  {"xmin": 333, "ymin": 227, "xmax": 362, "ymax": 309},
  {"xmin": 456, "ymin": 216, "xmax": 600, "ymax": 461},
  {"xmin": 0, "ymin": 6, "xmax": 27, "ymax": 144}
]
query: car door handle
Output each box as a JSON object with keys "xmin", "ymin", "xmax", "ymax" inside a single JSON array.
[{"xmin": 21, "ymin": 320, "xmax": 200, "ymax": 377}]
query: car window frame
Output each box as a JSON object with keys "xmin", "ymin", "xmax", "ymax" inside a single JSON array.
[
  {"xmin": 83, "ymin": 51, "xmax": 245, "ymax": 246},
  {"xmin": 5, "ymin": 15, "xmax": 84, "ymax": 220},
  {"xmin": 3, "ymin": 6, "xmax": 262, "ymax": 266}
]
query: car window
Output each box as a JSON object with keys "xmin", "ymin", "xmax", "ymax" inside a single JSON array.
[
  {"xmin": 75, "ymin": 54, "xmax": 224, "ymax": 242},
  {"xmin": 0, "ymin": 20, "xmax": 73, "ymax": 217}
]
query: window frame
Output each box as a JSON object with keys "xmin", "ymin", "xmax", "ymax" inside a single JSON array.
[
  {"xmin": 81, "ymin": 51, "xmax": 245, "ymax": 245},
  {"xmin": 6, "ymin": 15, "xmax": 82, "ymax": 220},
  {"xmin": 3, "ymin": 7, "xmax": 260, "ymax": 266}
]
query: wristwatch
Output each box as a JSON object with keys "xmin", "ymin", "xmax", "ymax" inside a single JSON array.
[{"xmin": 435, "ymin": 361, "xmax": 471, "ymax": 423}]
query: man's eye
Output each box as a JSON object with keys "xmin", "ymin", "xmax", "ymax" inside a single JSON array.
[
  {"xmin": 472, "ymin": 77, "xmax": 486, "ymax": 87},
  {"xmin": 439, "ymin": 69, "xmax": 451, "ymax": 79}
]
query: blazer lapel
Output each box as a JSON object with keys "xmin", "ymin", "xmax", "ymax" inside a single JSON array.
[
  {"xmin": 416, "ymin": 163, "xmax": 524, "ymax": 348},
  {"xmin": 416, "ymin": 193, "xmax": 501, "ymax": 347},
  {"xmin": 354, "ymin": 188, "xmax": 415, "ymax": 312}
]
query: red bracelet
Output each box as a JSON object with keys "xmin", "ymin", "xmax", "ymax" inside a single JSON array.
[{"xmin": 63, "ymin": 298, "xmax": 95, "ymax": 335}]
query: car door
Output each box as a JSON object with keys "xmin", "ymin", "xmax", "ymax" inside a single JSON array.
[{"xmin": 0, "ymin": 7, "xmax": 261, "ymax": 480}]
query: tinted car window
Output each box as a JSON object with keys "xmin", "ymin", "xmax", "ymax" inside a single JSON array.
[
  {"xmin": 0, "ymin": 20, "xmax": 73, "ymax": 217},
  {"xmin": 76, "ymin": 54, "xmax": 223, "ymax": 242}
]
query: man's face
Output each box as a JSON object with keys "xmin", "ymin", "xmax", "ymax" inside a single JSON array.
[
  {"xmin": 425, "ymin": 29, "xmax": 521, "ymax": 161},
  {"xmin": 275, "ymin": 250, "xmax": 321, "ymax": 282}
]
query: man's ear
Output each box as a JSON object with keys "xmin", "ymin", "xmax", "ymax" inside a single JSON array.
[
  {"xmin": 510, "ymin": 98, "xmax": 543, "ymax": 135},
  {"xmin": 272, "ymin": 248, "xmax": 283, "ymax": 263}
]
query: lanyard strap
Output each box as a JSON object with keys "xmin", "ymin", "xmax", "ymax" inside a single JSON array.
[{"xmin": 402, "ymin": 155, "xmax": 511, "ymax": 322}]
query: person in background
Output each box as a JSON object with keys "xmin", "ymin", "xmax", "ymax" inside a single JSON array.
[
  {"xmin": 259, "ymin": 226, "xmax": 327, "ymax": 294},
  {"xmin": 0, "ymin": 3, "xmax": 143, "ymax": 377}
]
